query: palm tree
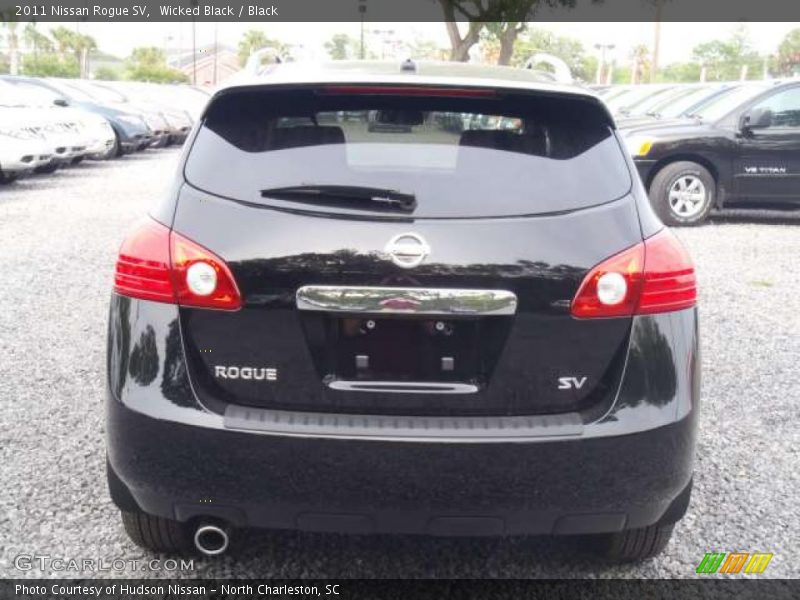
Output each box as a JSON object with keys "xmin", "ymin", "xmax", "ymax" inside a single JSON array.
[
  {"xmin": 3, "ymin": 22, "xmax": 20, "ymax": 75},
  {"xmin": 237, "ymin": 29, "xmax": 270, "ymax": 66},
  {"xmin": 630, "ymin": 44, "xmax": 651, "ymax": 84},
  {"xmin": 74, "ymin": 34, "xmax": 97, "ymax": 78},
  {"xmin": 23, "ymin": 23, "xmax": 54, "ymax": 58},
  {"xmin": 50, "ymin": 26, "xmax": 75, "ymax": 60}
]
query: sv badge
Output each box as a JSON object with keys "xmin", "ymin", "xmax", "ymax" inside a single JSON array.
[{"xmin": 558, "ymin": 376, "xmax": 587, "ymax": 390}]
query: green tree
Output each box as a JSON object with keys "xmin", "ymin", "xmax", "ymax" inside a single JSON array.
[
  {"xmin": 237, "ymin": 29, "xmax": 287, "ymax": 66},
  {"xmin": 22, "ymin": 23, "xmax": 54, "ymax": 57},
  {"xmin": 48, "ymin": 26, "xmax": 97, "ymax": 77},
  {"xmin": 409, "ymin": 37, "xmax": 448, "ymax": 61},
  {"xmin": 324, "ymin": 33, "xmax": 359, "ymax": 60},
  {"xmin": 50, "ymin": 26, "xmax": 77, "ymax": 59},
  {"xmin": 658, "ymin": 62, "xmax": 702, "ymax": 83},
  {"xmin": 507, "ymin": 27, "xmax": 592, "ymax": 81},
  {"xmin": 21, "ymin": 54, "xmax": 80, "ymax": 77},
  {"xmin": 2, "ymin": 21, "xmax": 19, "ymax": 75},
  {"xmin": 94, "ymin": 66, "xmax": 120, "ymax": 81},
  {"xmin": 126, "ymin": 47, "xmax": 188, "ymax": 83},
  {"xmin": 440, "ymin": 1, "xmax": 581, "ymax": 64},
  {"xmin": 692, "ymin": 26, "xmax": 763, "ymax": 81},
  {"xmin": 771, "ymin": 28, "xmax": 800, "ymax": 77}
]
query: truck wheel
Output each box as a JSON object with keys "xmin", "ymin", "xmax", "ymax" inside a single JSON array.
[
  {"xmin": 121, "ymin": 511, "xmax": 192, "ymax": 554},
  {"xmin": 649, "ymin": 161, "xmax": 715, "ymax": 226},
  {"xmin": 0, "ymin": 170, "xmax": 18, "ymax": 184},
  {"xmin": 590, "ymin": 522, "xmax": 674, "ymax": 562},
  {"xmin": 113, "ymin": 131, "xmax": 124, "ymax": 158}
]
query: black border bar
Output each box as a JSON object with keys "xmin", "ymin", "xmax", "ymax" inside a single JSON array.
[
  {"xmin": 3, "ymin": 579, "xmax": 800, "ymax": 599},
  {"xmin": 1, "ymin": 0, "xmax": 800, "ymax": 22}
]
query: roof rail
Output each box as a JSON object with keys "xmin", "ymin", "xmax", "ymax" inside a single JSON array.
[
  {"xmin": 244, "ymin": 48, "xmax": 285, "ymax": 75},
  {"xmin": 522, "ymin": 53, "xmax": 573, "ymax": 84}
]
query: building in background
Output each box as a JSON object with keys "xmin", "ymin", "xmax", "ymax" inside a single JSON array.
[{"xmin": 167, "ymin": 44, "xmax": 240, "ymax": 87}]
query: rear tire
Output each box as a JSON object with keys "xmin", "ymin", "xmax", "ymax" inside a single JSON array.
[
  {"xmin": 649, "ymin": 161, "xmax": 715, "ymax": 226},
  {"xmin": 121, "ymin": 511, "xmax": 192, "ymax": 554},
  {"xmin": 590, "ymin": 522, "xmax": 675, "ymax": 562}
]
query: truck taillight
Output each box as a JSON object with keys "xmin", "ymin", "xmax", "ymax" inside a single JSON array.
[
  {"xmin": 571, "ymin": 229, "xmax": 696, "ymax": 318},
  {"xmin": 113, "ymin": 218, "xmax": 241, "ymax": 310}
]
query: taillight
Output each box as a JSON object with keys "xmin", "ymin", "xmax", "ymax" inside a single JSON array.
[
  {"xmin": 170, "ymin": 228, "xmax": 241, "ymax": 310},
  {"xmin": 114, "ymin": 219, "xmax": 174, "ymax": 304},
  {"xmin": 571, "ymin": 229, "xmax": 696, "ymax": 318},
  {"xmin": 113, "ymin": 218, "xmax": 241, "ymax": 310}
]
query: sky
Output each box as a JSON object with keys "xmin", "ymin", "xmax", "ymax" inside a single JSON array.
[{"xmin": 39, "ymin": 21, "xmax": 800, "ymax": 65}]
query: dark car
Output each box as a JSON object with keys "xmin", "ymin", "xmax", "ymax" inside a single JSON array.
[
  {"xmin": 2, "ymin": 76, "xmax": 153, "ymax": 156},
  {"xmin": 106, "ymin": 61, "xmax": 699, "ymax": 562},
  {"xmin": 621, "ymin": 80, "xmax": 800, "ymax": 225}
]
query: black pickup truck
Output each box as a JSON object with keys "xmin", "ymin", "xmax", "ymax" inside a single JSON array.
[{"xmin": 621, "ymin": 80, "xmax": 800, "ymax": 225}]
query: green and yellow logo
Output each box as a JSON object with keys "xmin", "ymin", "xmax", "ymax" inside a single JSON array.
[{"xmin": 696, "ymin": 552, "xmax": 773, "ymax": 574}]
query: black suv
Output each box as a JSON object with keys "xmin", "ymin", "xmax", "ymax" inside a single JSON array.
[
  {"xmin": 622, "ymin": 81, "xmax": 800, "ymax": 225},
  {"xmin": 106, "ymin": 61, "xmax": 699, "ymax": 562}
]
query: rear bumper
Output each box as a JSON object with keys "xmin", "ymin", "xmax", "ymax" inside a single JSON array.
[
  {"xmin": 107, "ymin": 397, "xmax": 696, "ymax": 536},
  {"xmin": 106, "ymin": 297, "xmax": 700, "ymax": 536}
]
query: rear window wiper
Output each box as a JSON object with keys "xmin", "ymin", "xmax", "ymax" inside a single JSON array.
[{"xmin": 260, "ymin": 185, "xmax": 417, "ymax": 212}]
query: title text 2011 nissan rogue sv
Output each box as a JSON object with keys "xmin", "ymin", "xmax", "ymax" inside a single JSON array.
[{"xmin": 106, "ymin": 61, "xmax": 699, "ymax": 562}]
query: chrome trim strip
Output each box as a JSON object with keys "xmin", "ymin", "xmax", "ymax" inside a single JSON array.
[
  {"xmin": 224, "ymin": 405, "xmax": 584, "ymax": 442},
  {"xmin": 296, "ymin": 286, "xmax": 518, "ymax": 316},
  {"xmin": 327, "ymin": 380, "xmax": 479, "ymax": 394}
]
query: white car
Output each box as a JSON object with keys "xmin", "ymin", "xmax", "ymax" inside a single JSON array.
[
  {"xmin": 1, "ymin": 79, "xmax": 116, "ymax": 166},
  {"xmin": 0, "ymin": 109, "xmax": 53, "ymax": 183}
]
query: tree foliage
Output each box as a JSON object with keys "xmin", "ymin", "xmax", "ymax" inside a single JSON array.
[
  {"xmin": 23, "ymin": 23, "xmax": 53, "ymax": 55},
  {"xmin": 237, "ymin": 29, "xmax": 288, "ymax": 66},
  {"xmin": 126, "ymin": 46, "xmax": 188, "ymax": 83},
  {"xmin": 692, "ymin": 26, "xmax": 763, "ymax": 81},
  {"xmin": 497, "ymin": 27, "xmax": 593, "ymax": 81},
  {"xmin": 324, "ymin": 33, "xmax": 360, "ymax": 60},
  {"xmin": 94, "ymin": 66, "xmax": 120, "ymax": 81},
  {"xmin": 772, "ymin": 28, "xmax": 800, "ymax": 77},
  {"xmin": 439, "ymin": 0, "xmax": 578, "ymax": 64},
  {"xmin": 21, "ymin": 54, "xmax": 80, "ymax": 77}
]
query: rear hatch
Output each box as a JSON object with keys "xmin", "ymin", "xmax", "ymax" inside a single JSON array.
[{"xmin": 173, "ymin": 82, "xmax": 641, "ymax": 416}]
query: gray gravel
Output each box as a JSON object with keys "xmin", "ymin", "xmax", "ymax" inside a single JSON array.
[{"xmin": 0, "ymin": 150, "xmax": 798, "ymax": 579}]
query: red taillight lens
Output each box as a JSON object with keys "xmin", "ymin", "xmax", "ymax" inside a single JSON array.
[
  {"xmin": 170, "ymin": 230, "xmax": 242, "ymax": 310},
  {"xmin": 571, "ymin": 229, "xmax": 696, "ymax": 318},
  {"xmin": 113, "ymin": 219, "xmax": 241, "ymax": 311},
  {"xmin": 114, "ymin": 219, "xmax": 174, "ymax": 303},
  {"xmin": 637, "ymin": 229, "xmax": 697, "ymax": 314}
]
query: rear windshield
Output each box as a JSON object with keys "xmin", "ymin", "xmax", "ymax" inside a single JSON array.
[{"xmin": 184, "ymin": 86, "xmax": 631, "ymax": 218}]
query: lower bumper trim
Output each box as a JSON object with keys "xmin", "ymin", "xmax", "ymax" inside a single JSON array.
[{"xmin": 223, "ymin": 404, "xmax": 584, "ymax": 442}]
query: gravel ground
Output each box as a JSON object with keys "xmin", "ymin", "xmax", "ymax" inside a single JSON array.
[{"xmin": 0, "ymin": 150, "xmax": 798, "ymax": 579}]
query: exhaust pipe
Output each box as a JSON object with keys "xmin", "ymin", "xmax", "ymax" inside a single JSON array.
[{"xmin": 193, "ymin": 523, "xmax": 230, "ymax": 556}]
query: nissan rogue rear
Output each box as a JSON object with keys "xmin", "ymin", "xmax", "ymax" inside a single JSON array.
[{"xmin": 106, "ymin": 61, "xmax": 699, "ymax": 562}]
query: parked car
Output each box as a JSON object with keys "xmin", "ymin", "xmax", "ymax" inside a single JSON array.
[
  {"xmin": 0, "ymin": 110, "xmax": 53, "ymax": 183},
  {"xmin": 90, "ymin": 81, "xmax": 193, "ymax": 146},
  {"xmin": 9, "ymin": 80, "xmax": 117, "ymax": 161},
  {"xmin": 621, "ymin": 81, "xmax": 800, "ymax": 224},
  {"xmin": 2, "ymin": 76, "xmax": 152, "ymax": 156},
  {"xmin": 107, "ymin": 60, "xmax": 699, "ymax": 563},
  {"xmin": 56, "ymin": 79, "xmax": 170, "ymax": 149},
  {"xmin": 0, "ymin": 79, "xmax": 87, "ymax": 173}
]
